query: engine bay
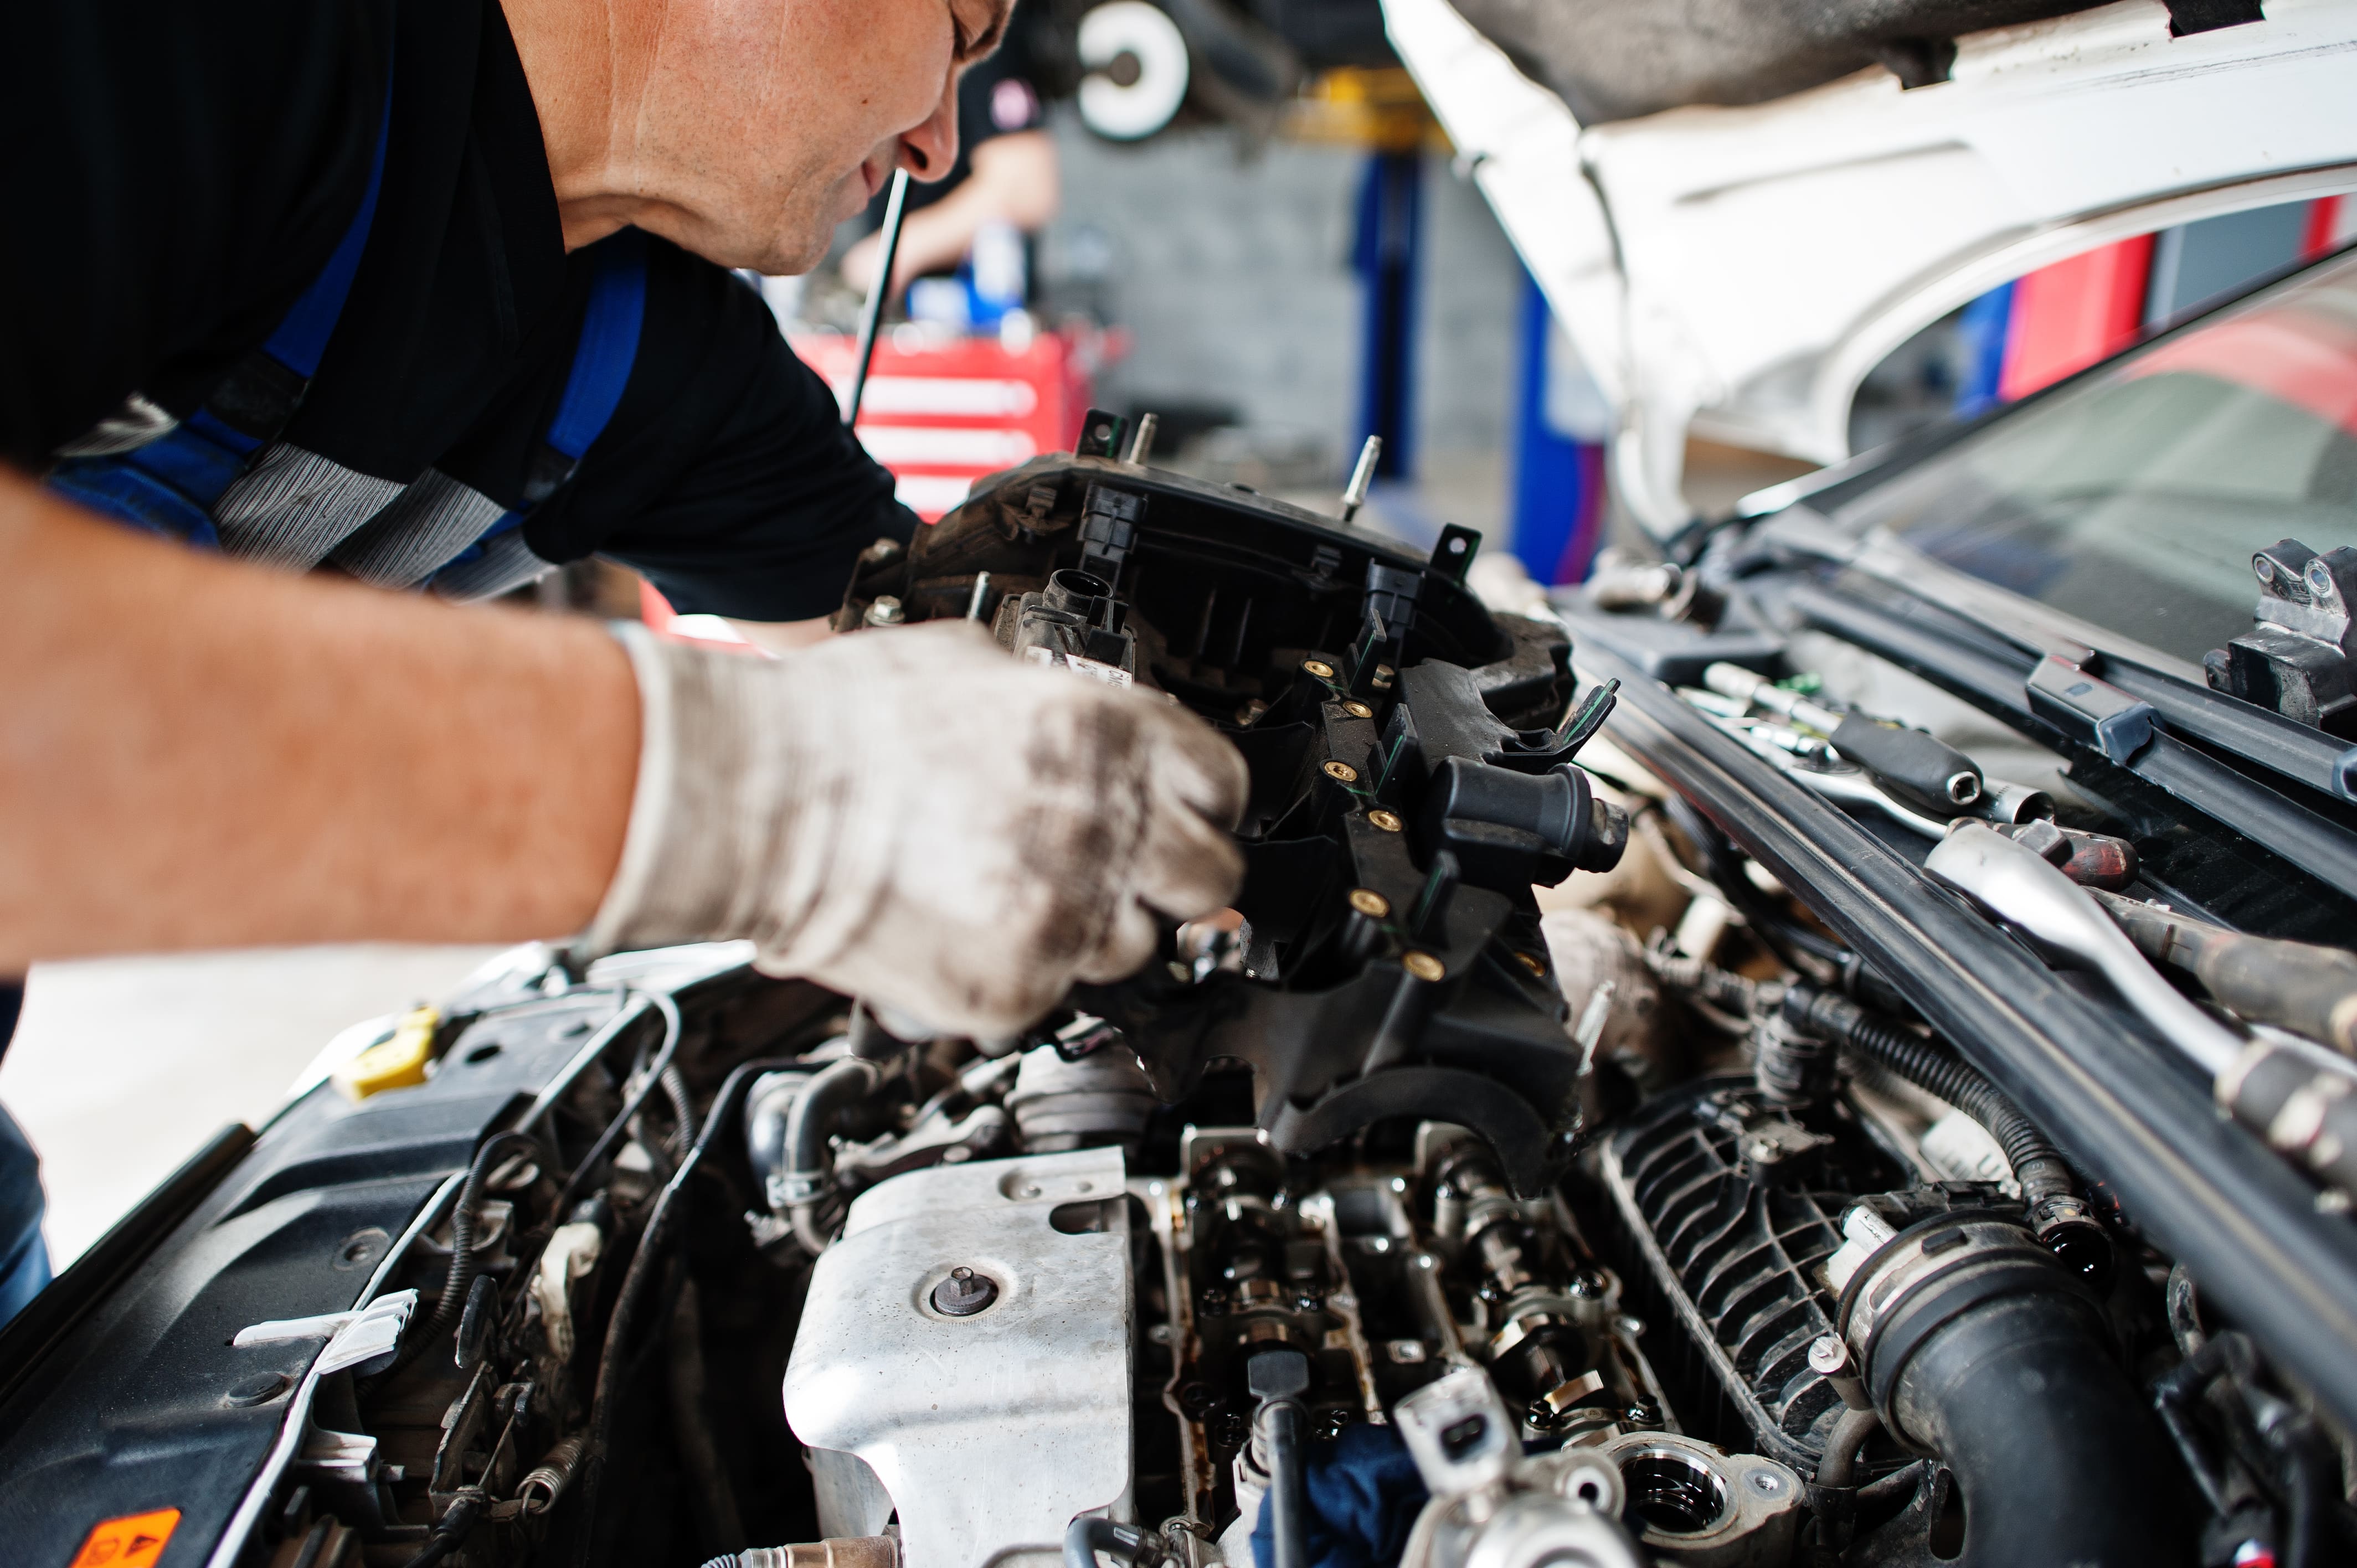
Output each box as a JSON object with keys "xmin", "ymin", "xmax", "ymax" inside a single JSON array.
[{"xmin": 8, "ymin": 428, "xmax": 2356, "ymax": 1568}]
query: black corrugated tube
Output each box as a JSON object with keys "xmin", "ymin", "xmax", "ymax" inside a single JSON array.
[
  {"xmin": 1784, "ymin": 986, "xmax": 2071, "ymax": 1204},
  {"xmin": 369, "ymin": 1128, "xmax": 542, "ymax": 1388}
]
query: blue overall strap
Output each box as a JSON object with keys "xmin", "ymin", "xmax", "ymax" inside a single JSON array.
[
  {"xmin": 45, "ymin": 78, "xmax": 397, "ymax": 545},
  {"xmin": 432, "ymin": 230, "xmax": 648, "ymax": 576}
]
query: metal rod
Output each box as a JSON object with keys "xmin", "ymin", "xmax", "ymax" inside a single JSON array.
[
  {"xmin": 1125, "ymin": 412, "xmax": 1158, "ymax": 465},
  {"xmin": 844, "ymin": 168, "xmax": 912, "ymax": 429},
  {"xmin": 1340, "ymin": 435, "xmax": 1382, "ymax": 523}
]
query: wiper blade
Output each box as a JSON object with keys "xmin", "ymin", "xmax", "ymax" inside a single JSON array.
[
  {"xmin": 2095, "ymin": 658, "xmax": 2357, "ymax": 803},
  {"xmin": 1810, "ymin": 527, "xmax": 2357, "ymax": 803}
]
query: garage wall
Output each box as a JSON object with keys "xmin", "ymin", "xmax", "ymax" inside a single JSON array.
[{"xmin": 1042, "ymin": 113, "xmax": 1522, "ymax": 491}]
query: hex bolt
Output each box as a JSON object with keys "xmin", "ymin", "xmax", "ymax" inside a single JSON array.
[
  {"xmin": 932, "ymin": 1265, "xmax": 999, "ymax": 1317},
  {"xmin": 1809, "ymin": 1333, "xmax": 1874, "ymax": 1411}
]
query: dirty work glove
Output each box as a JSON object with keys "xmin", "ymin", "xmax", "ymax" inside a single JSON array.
[{"xmin": 584, "ymin": 620, "xmax": 1248, "ymax": 1039}]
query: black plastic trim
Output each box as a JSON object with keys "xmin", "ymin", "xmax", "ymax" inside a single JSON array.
[{"xmin": 0, "ymin": 1121, "xmax": 255, "ymax": 1412}]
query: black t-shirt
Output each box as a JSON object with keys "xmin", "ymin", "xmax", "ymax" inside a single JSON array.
[{"xmin": 3, "ymin": 0, "xmax": 913, "ymax": 619}]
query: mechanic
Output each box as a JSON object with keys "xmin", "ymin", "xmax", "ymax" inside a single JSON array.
[{"xmin": 0, "ymin": 0, "xmax": 1247, "ymax": 1322}]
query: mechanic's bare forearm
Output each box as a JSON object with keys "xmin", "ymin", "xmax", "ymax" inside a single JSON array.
[{"xmin": 0, "ymin": 472, "xmax": 638, "ymax": 964}]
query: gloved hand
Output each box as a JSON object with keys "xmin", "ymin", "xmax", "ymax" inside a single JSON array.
[{"xmin": 584, "ymin": 620, "xmax": 1248, "ymax": 1038}]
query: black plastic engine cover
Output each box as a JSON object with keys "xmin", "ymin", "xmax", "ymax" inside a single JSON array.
[{"xmin": 846, "ymin": 453, "xmax": 1624, "ymax": 1193}]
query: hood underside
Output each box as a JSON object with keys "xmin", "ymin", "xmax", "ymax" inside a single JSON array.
[
  {"xmin": 1448, "ymin": 0, "xmax": 2116, "ymax": 123},
  {"xmin": 1382, "ymin": 0, "xmax": 2357, "ymax": 533}
]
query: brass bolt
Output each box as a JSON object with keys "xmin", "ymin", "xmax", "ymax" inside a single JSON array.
[
  {"xmin": 1516, "ymin": 951, "xmax": 1547, "ymax": 978},
  {"xmin": 1373, "ymin": 664, "xmax": 1396, "ymax": 688},
  {"xmin": 1348, "ymin": 889, "xmax": 1391, "ymax": 919},
  {"xmin": 1342, "ymin": 700, "xmax": 1375, "ymax": 720},
  {"xmin": 1368, "ymin": 809, "xmax": 1404, "ymax": 833},
  {"xmin": 1322, "ymin": 760, "xmax": 1360, "ymax": 783},
  {"xmin": 1403, "ymin": 952, "xmax": 1447, "ymax": 982},
  {"xmin": 1302, "ymin": 659, "xmax": 1337, "ymax": 679}
]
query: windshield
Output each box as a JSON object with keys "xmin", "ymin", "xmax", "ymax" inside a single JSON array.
[{"xmin": 1837, "ymin": 247, "xmax": 2357, "ymax": 665}]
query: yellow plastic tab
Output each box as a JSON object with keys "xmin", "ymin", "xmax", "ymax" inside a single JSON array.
[{"xmin": 333, "ymin": 1007, "xmax": 441, "ymax": 1101}]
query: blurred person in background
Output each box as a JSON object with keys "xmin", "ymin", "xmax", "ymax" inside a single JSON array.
[{"xmin": 841, "ymin": 21, "xmax": 1061, "ymax": 320}]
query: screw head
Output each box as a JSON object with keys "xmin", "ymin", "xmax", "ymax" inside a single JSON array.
[
  {"xmin": 1302, "ymin": 659, "xmax": 1337, "ymax": 679},
  {"xmin": 225, "ymin": 1373, "xmax": 291, "ymax": 1408},
  {"xmin": 863, "ymin": 595, "xmax": 906, "ymax": 627},
  {"xmin": 1322, "ymin": 760, "xmax": 1360, "ymax": 783},
  {"xmin": 1348, "ymin": 888, "xmax": 1391, "ymax": 919},
  {"xmin": 333, "ymin": 1227, "xmax": 392, "ymax": 1272},
  {"xmin": 1342, "ymin": 700, "xmax": 1375, "ymax": 720},
  {"xmin": 1373, "ymin": 664, "xmax": 1396, "ymax": 687},
  {"xmin": 932, "ymin": 1265, "xmax": 1000, "ymax": 1317},
  {"xmin": 1403, "ymin": 952, "xmax": 1447, "ymax": 983},
  {"xmin": 1367, "ymin": 809, "xmax": 1404, "ymax": 833},
  {"xmin": 1515, "ymin": 951, "xmax": 1547, "ymax": 978}
]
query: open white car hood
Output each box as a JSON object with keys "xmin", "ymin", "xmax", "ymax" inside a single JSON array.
[{"xmin": 1382, "ymin": 0, "xmax": 2357, "ymax": 533}]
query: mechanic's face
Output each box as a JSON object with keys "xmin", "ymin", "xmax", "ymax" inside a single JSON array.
[{"xmin": 584, "ymin": 0, "xmax": 1010, "ymax": 274}]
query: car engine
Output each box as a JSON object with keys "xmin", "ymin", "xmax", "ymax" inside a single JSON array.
[{"xmin": 9, "ymin": 417, "xmax": 2355, "ymax": 1568}]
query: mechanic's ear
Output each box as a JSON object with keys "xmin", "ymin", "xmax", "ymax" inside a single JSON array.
[{"xmin": 900, "ymin": 67, "xmax": 962, "ymax": 182}]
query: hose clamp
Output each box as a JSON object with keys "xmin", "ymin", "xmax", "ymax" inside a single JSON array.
[
  {"xmin": 773, "ymin": 1171, "xmax": 826, "ymax": 1208},
  {"xmin": 1830, "ymin": 1209, "xmax": 2085, "ymax": 1448}
]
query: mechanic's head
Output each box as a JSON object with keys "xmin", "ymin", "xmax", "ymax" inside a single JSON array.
[{"xmin": 506, "ymin": 0, "xmax": 1012, "ymax": 274}]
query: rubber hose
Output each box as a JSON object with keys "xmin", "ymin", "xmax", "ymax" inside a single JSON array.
[
  {"xmin": 572, "ymin": 1056, "xmax": 802, "ymax": 1568},
  {"xmin": 2272, "ymin": 1416, "xmax": 2337, "ymax": 1568},
  {"xmin": 1889, "ymin": 1292, "xmax": 2190, "ymax": 1567},
  {"xmin": 784, "ymin": 1058, "xmax": 886, "ymax": 1254},
  {"xmin": 1064, "ymin": 1517, "xmax": 1156, "ymax": 1568},
  {"xmin": 548, "ymin": 991, "xmax": 682, "ymax": 1223},
  {"xmin": 1793, "ymin": 987, "xmax": 2072, "ymax": 1205},
  {"xmin": 375, "ymin": 1130, "xmax": 540, "ymax": 1385},
  {"xmin": 1813, "ymin": 1405, "xmax": 1881, "ymax": 1488}
]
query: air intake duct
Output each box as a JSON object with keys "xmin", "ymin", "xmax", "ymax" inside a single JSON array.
[{"xmin": 1829, "ymin": 1209, "xmax": 2191, "ymax": 1567}]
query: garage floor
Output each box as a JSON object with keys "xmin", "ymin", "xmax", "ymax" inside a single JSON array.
[{"xmin": 1, "ymin": 945, "xmax": 506, "ymax": 1268}]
